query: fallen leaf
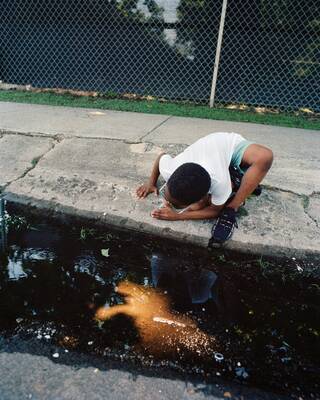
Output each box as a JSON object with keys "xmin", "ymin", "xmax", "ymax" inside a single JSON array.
[
  {"xmin": 101, "ymin": 248, "xmax": 110, "ymax": 257},
  {"xmin": 88, "ymin": 111, "xmax": 106, "ymax": 116},
  {"xmin": 299, "ymin": 107, "xmax": 314, "ymax": 114}
]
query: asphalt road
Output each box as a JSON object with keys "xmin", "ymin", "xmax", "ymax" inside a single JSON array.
[{"xmin": 0, "ymin": 336, "xmax": 288, "ymax": 400}]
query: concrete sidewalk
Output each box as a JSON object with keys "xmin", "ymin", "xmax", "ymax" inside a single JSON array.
[{"xmin": 0, "ymin": 101, "xmax": 319, "ymax": 258}]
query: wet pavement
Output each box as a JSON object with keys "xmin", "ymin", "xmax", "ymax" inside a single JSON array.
[{"xmin": 0, "ymin": 208, "xmax": 319, "ymax": 399}]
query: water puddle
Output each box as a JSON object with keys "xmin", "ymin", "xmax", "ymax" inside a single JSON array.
[{"xmin": 0, "ymin": 203, "xmax": 319, "ymax": 398}]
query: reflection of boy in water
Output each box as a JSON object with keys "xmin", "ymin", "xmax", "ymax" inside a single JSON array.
[
  {"xmin": 151, "ymin": 253, "xmax": 240, "ymax": 323},
  {"xmin": 151, "ymin": 253, "xmax": 219, "ymax": 311},
  {"xmin": 95, "ymin": 254, "xmax": 241, "ymax": 360}
]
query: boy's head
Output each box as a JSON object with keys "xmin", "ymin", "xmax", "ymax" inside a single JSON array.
[{"xmin": 166, "ymin": 163, "xmax": 211, "ymax": 207}]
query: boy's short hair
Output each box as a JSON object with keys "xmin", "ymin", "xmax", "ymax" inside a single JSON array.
[{"xmin": 167, "ymin": 163, "xmax": 211, "ymax": 205}]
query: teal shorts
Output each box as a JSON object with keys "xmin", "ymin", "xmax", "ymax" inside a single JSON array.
[{"xmin": 230, "ymin": 140, "xmax": 253, "ymax": 174}]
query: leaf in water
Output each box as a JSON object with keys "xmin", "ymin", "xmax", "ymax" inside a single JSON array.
[
  {"xmin": 29, "ymin": 226, "xmax": 41, "ymax": 231},
  {"xmin": 101, "ymin": 248, "xmax": 110, "ymax": 258},
  {"xmin": 80, "ymin": 228, "xmax": 87, "ymax": 240}
]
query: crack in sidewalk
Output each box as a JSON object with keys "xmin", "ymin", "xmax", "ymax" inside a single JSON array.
[
  {"xmin": 139, "ymin": 115, "xmax": 173, "ymax": 142},
  {"xmin": 1, "ymin": 137, "xmax": 62, "ymax": 194},
  {"xmin": 305, "ymin": 211, "xmax": 319, "ymax": 229},
  {"xmin": 0, "ymin": 129, "xmax": 63, "ymax": 140},
  {"xmin": 0, "ymin": 129, "xmax": 145, "ymax": 145},
  {"xmin": 263, "ymin": 184, "xmax": 316, "ymax": 198},
  {"xmin": 302, "ymin": 193, "xmax": 320, "ymax": 230}
]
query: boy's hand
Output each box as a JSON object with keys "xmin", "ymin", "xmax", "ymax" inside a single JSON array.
[
  {"xmin": 136, "ymin": 183, "xmax": 158, "ymax": 199},
  {"xmin": 151, "ymin": 202, "xmax": 181, "ymax": 221}
]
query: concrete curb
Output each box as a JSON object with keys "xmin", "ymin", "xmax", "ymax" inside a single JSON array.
[{"xmin": 4, "ymin": 191, "xmax": 320, "ymax": 260}]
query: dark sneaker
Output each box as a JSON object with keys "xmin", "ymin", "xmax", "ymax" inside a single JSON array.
[
  {"xmin": 229, "ymin": 165, "xmax": 262, "ymax": 196},
  {"xmin": 209, "ymin": 207, "xmax": 238, "ymax": 245}
]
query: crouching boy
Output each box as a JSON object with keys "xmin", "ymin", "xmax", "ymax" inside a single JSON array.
[{"xmin": 136, "ymin": 132, "xmax": 273, "ymax": 243}]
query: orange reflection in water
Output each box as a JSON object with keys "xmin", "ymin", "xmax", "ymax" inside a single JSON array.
[{"xmin": 95, "ymin": 281, "xmax": 218, "ymax": 360}]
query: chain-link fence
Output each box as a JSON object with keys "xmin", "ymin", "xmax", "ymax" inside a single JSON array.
[{"xmin": 0, "ymin": 0, "xmax": 319, "ymax": 111}]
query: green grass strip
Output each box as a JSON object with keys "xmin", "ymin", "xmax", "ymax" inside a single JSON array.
[{"xmin": 0, "ymin": 90, "xmax": 319, "ymax": 130}]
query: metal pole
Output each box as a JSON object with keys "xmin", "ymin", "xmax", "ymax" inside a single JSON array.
[
  {"xmin": 0, "ymin": 196, "xmax": 7, "ymax": 253},
  {"xmin": 209, "ymin": 0, "xmax": 228, "ymax": 108}
]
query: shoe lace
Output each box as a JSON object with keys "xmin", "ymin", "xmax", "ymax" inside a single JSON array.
[{"xmin": 219, "ymin": 211, "xmax": 238, "ymax": 229}]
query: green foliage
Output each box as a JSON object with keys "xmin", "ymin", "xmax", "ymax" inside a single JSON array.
[
  {"xmin": 31, "ymin": 156, "xmax": 41, "ymax": 168},
  {"xmin": 79, "ymin": 226, "xmax": 117, "ymax": 242},
  {"xmin": 295, "ymin": 41, "xmax": 320, "ymax": 75},
  {"xmin": 1, "ymin": 90, "xmax": 319, "ymax": 130},
  {"xmin": 257, "ymin": 256, "xmax": 273, "ymax": 276},
  {"xmin": 5, "ymin": 214, "xmax": 29, "ymax": 232},
  {"xmin": 103, "ymin": 91, "xmax": 119, "ymax": 99},
  {"xmin": 177, "ymin": 0, "xmax": 219, "ymax": 45},
  {"xmin": 143, "ymin": 0, "xmax": 164, "ymax": 21},
  {"xmin": 301, "ymin": 195, "xmax": 310, "ymax": 210},
  {"xmin": 79, "ymin": 227, "xmax": 96, "ymax": 241},
  {"xmin": 237, "ymin": 207, "xmax": 249, "ymax": 218},
  {"xmin": 260, "ymin": 0, "xmax": 320, "ymax": 31},
  {"xmin": 8, "ymin": 0, "xmax": 164, "ymax": 24},
  {"xmin": 112, "ymin": 0, "xmax": 164, "ymax": 23}
]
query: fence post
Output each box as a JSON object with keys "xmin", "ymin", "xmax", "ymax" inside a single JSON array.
[
  {"xmin": 209, "ymin": 0, "xmax": 228, "ymax": 108},
  {"xmin": 0, "ymin": 196, "xmax": 7, "ymax": 254}
]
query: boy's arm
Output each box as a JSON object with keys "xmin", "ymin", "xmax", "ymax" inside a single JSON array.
[
  {"xmin": 227, "ymin": 145, "xmax": 273, "ymax": 211},
  {"xmin": 151, "ymin": 204, "xmax": 223, "ymax": 221},
  {"xmin": 136, "ymin": 152, "xmax": 165, "ymax": 199}
]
